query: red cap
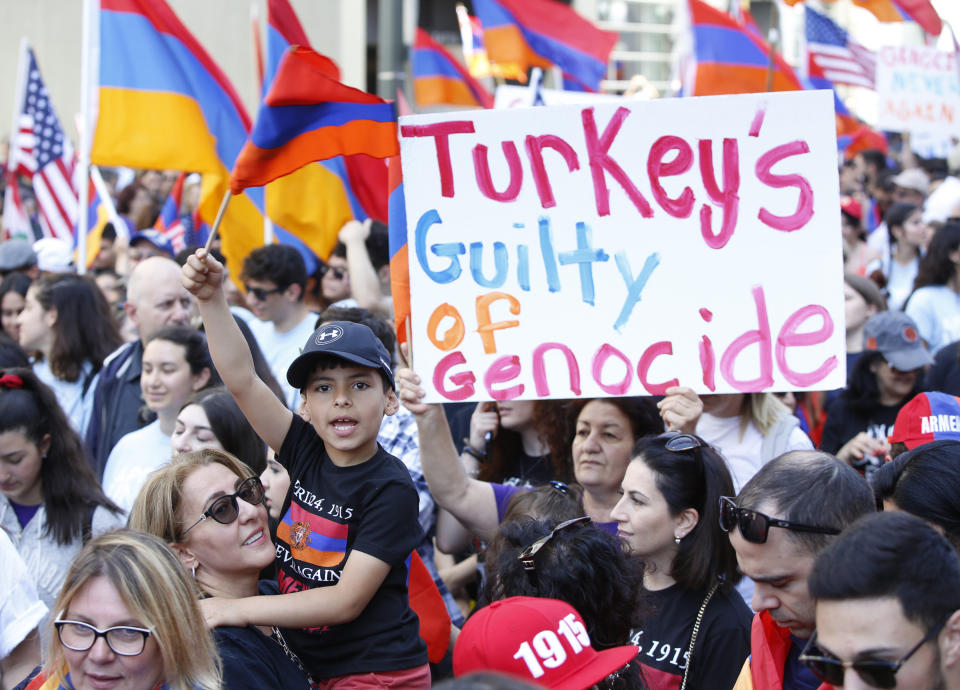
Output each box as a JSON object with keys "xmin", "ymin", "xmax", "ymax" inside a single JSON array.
[
  {"xmin": 454, "ymin": 597, "xmax": 637, "ymax": 689},
  {"xmin": 889, "ymin": 392, "xmax": 960, "ymax": 449},
  {"xmin": 841, "ymin": 196, "xmax": 862, "ymax": 221}
]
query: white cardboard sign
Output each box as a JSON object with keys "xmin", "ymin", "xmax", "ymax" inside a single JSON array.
[
  {"xmin": 876, "ymin": 45, "xmax": 960, "ymax": 137},
  {"xmin": 399, "ymin": 90, "xmax": 845, "ymax": 403}
]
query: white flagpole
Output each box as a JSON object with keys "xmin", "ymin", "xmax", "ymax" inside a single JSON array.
[
  {"xmin": 90, "ymin": 165, "xmax": 126, "ymax": 238},
  {"xmin": 78, "ymin": 0, "xmax": 99, "ymax": 274},
  {"xmin": 4, "ymin": 39, "xmax": 31, "ymax": 240}
]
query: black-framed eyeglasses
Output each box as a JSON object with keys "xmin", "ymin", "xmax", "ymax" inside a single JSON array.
[
  {"xmin": 518, "ymin": 516, "xmax": 590, "ymax": 571},
  {"xmin": 718, "ymin": 496, "xmax": 841, "ymax": 544},
  {"xmin": 799, "ymin": 616, "xmax": 948, "ymax": 688},
  {"xmin": 182, "ymin": 476, "xmax": 265, "ymax": 535},
  {"xmin": 244, "ymin": 284, "xmax": 285, "ymax": 301},
  {"xmin": 54, "ymin": 619, "xmax": 153, "ymax": 656},
  {"xmin": 320, "ymin": 266, "xmax": 347, "ymax": 280}
]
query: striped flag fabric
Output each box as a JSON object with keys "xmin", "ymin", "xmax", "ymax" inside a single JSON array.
[
  {"xmin": 805, "ymin": 6, "xmax": 876, "ymax": 89},
  {"xmin": 153, "ymin": 171, "xmax": 187, "ymax": 252},
  {"xmin": 412, "ymin": 28, "xmax": 494, "ymax": 109},
  {"xmin": 8, "ymin": 45, "xmax": 80, "ymax": 241}
]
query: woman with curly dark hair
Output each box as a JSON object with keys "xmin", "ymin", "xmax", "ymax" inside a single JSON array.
[
  {"xmin": 0, "ymin": 368, "xmax": 123, "ymax": 619},
  {"xmin": 905, "ymin": 220, "xmax": 960, "ymax": 353},
  {"xmin": 16, "ymin": 273, "xmax": 122, "ymax": 434}
]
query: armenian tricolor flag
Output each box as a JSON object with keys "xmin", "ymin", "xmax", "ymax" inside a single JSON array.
[
  {"xmin": 472, "ymin": 0, "xmax": 617, "ymax": 92},
  {"xmin": 91, "ymin": 0, "xmax": 266, "ymax": 278},
  {"xmin": 412, "ymin": 28, "xmax": 493, "ymax": 109},
  {"xmin": 783, "ymin": 0, "xmax": 942, "ymax": 37},
  {"xmin": 262, "ymin": 0, "xmax": 387, "ymax": 264},
  {"xmin": 687, "ymin": 0, "xmax": 803, "ymax": 96},
  {"xmin": 230, "ymin": 46, "xmax": 398, "ymax": 194},
  {"xmin": 277, "ymin": 504, "xmax": 348, "ymax": 568}
]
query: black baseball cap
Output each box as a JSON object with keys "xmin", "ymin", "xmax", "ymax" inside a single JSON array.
[{"xmin": 286, "ymin": 321, "xmax": 395, "ymax": 390}]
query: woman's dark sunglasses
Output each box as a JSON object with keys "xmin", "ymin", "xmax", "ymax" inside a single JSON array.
[
  {"xmin": 799, "ymin": 617, "xmax": 947, "ymax": 688},
  {"xmin": 182, "ymin": 476, "xmax": 265, "ymax": 535},
  {"xmin": 718, "ymin": 496, "xmax": 840, "ymax": 544}
]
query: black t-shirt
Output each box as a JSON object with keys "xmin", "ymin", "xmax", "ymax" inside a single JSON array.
[
  {"xmin": 629, "ymin": 584, "xmax": 752, "ymax": 690},
  {"xmin": 275, "ymin": 415, "xmax": 428, "ymax": 678},
  {"xmin": 820, "ymin": 396, "xmax": 902, "ymax": 477},
  {"xmin": 214, "ymin": 625, "xmax": 311, "ymax": 690}
]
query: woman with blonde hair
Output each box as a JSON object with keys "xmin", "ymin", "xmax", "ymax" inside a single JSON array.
[
  {"xmin": 27, "ymin": 528, "xmax": 220, "ymax": 690},
  {"xmin": 130, "ymin": 448, "xmax": 310, "ymax": 690}
]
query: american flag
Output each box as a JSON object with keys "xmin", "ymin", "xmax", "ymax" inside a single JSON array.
[
  {"xmin": 805, "ymin": 6, "xmax": 876, "ymax": 90},
  {"xmin": 7, "ymin": 46, "xmax": 80, "ymax": 241}
]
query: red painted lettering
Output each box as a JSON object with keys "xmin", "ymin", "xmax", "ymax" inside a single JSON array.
[
  {"xmin": 776, "ymin": 304, "xmax": 838, "ymax": 387},
  {"xmin": 525, "ymin": 134, "xmax": 580, "ymax": 209},
  {"xmin": 637, "ymin": 341, "xmax": 679, "ymax": 395},
  {"xmin": 532, "ymin": 342, "xmax": 582, "ymax": 396},
  {"xmin": 591, "ymin": 343, "xmax": 632, "ymax": 395},
  {"xmin": 756, "ymin": 140, "xmax": 814, "ymax": 232},
  {"xmin": 720, "ymin": 286, "xmax": 774, "ymax": 391},
  {"xmin": 581, "ymin": 107, "xmax": 653, "ymax": 218},
  {"xmin": 473, "ymin": 142, "xmax": 523, "ymax": 202},
  {"xmin": 399, "ymin": 121, "xmax": 476, "ymax": 197},
  {"xmin": 699, "ymin": 138, "xmax": 740, "ymax": 249},
  {"xmin": 432, "ymin": 351, "xmax": 476, "ymax": 401},
  {"xmin": 484, "ymin": 355, "xmax": 525, "ymax": 400},
  {"xmin": 648, "ymin": 136, "xmax": 694, "ymax": 219}
]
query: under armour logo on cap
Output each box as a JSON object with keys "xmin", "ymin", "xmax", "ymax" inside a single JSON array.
[{"xmin": 315, "ymin": 324, "xmax": 344, "ymax": 345}]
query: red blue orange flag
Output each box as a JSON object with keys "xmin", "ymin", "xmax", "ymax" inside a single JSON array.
[
  {"xmin": 472, "ymin": 0, "xmax": 617, "ymax": 92},
  {"xmin": 230, "ymin": 46, "xmax": 398, "ymax": 194},
  {"xmin": 687, "ymin": 0, "xmax": 803, "ymax": 96},
  {"xmin": 92, "ymin": 0, "xmax": 266, "ymax": 281},
  {"xmin": 153, "ymin": 171, "xmax": 187, "ymax": 252},
  {"xmin": 784, "ymin": 0, "xmax": 942, "ymax": 36},
  {"xmin": 412, "ymin": 28, "xmax": 494, "ymax": 109},
  {"xmin": 262, "ymin": 0, "xmax": 386, "ymax": 263}
]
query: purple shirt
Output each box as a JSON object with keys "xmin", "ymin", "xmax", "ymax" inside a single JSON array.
[{"xmin": 491, "ymin": 483, "xmax": 618, "ymax": 535}]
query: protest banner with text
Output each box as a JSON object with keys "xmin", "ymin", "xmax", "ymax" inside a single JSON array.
[
  {"xmin": 399, "ymin": 90, "xmax": 844, "ymax": 402},
  {"xmin": 877, "ymin": 45, "xmax": 960, "ymax": 137}
]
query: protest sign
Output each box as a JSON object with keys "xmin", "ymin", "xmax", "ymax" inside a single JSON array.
[
  {"xmin": 398, "ymin": 90, "xmax": 844, "ymax": 402},
  {"xmin": 877, "ymin": 45, "xmax": 960, "ymax": 137}
]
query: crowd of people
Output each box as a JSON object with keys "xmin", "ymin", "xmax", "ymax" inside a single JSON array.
[{"xmin": 2, "ymin": 141, "xmax": 960, "ymax": 690}]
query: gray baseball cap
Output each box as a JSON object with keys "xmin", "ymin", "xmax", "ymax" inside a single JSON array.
[
  {"xmin": 0, "ymin": 239, "xmax": 38, "ymax": 272},
  {"xmin": 863, "ymin": 311, "xmax": 933, "ymax": 371}
]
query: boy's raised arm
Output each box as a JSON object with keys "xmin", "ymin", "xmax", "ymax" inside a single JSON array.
[{"xmin": 182, "ymin": 249, "xmax": 292, "ymax": 452}]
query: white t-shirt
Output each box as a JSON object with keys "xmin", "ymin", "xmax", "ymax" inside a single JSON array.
[
  {"xmin": 0, "ymin": 528, "xmax": 47, "ymax": 658},
  {"xmin": 695, "ymin": 412, "xmax": 812, "ymax": 493},
  {"xmin": 886, "ymin": 256, "xmax": 919, "ymax": 312},
  {"xmin": 245, "ymin": 312, "xmax": 318, "ymax": 410},
  {"xmin": 906, "ymin": 285, "xmax": 960, "ymax": 354},
  {"xmin": 33, "ymin": 358, "xmax": 98, "ymax": 437},
  {"xmin": 102, "ymin": 420, "xmax": 172, "ymax": 515}
]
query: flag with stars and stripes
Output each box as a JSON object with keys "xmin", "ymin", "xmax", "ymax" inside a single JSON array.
[
  {"xmin": 805, "ymin": 6, "xmax": 876, "ymax": 89},
  {"xmin": 7, "ymin": 44, "xmax": 80, "ymax": 241}
]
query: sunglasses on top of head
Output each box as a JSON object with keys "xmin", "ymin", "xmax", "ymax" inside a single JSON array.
[
  {"xmin": 799, "ymin": 616, "xmax": 948, "ymax": 688},
  {"xmin": 182, "ymin": 476, "xmax": 264, "ymax": 535},
  {"xmin": 718, "ymin": 496, "xmax": 840, "ymax": 544}
]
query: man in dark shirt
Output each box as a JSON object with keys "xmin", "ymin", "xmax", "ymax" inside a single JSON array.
[
  {"xmin": 86, "ymin": 256, "xmax": 192, "ymax": 476},
  {"xmin": 724, "ymin": 451, "xmax": 874, "ymax": 689},
  {"xmin": 808, "ymin": 512, "xmax": 960, "ymax": 690}
]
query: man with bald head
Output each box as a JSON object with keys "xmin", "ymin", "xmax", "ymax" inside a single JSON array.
[
  {"xmin": 86, "ymin": 256, "xmax": 193, "ymax": 475},
  {"xmin": 724, "ymin": 451, "xmax": 875, "ymax": 690}
]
